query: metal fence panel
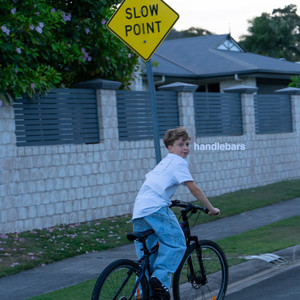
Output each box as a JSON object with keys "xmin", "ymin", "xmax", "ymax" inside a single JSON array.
[
  {"xmin": 14, "ymin": 89, "xmax": 99, "ymax": 146},
  {"xmin": 194, "ymin": 92, "xmax": 243, "ymax": 136},
  {"xmin": 254, "ymin": 94, "xmax": 293, "ymax": 134},
  {"xmin": 116, "ymin": 90, "xmax": 179, "ymax": 140}
]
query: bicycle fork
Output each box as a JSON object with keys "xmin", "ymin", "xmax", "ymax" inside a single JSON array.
[{"xmin": 188, "ymin": 236, "xmax": 208, "ymax": 285}]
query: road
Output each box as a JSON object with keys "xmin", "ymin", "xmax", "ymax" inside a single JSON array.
[{"xmin": 226, "ymin": 263, "xmax": 300, "ymax": 299}]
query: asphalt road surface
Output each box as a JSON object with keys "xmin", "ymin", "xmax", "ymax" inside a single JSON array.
[{"xmin": 226, "ymin": 263, "xmax": 300, "ymax": 300}]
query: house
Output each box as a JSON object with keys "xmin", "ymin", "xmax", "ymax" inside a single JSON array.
[{"xmin": 132, "ymin": 34, "xmax": 300, "ymax": 93}]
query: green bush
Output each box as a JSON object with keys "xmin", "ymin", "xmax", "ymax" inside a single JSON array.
[
  {"xmin": 0, "ymin": 0, "xmax": 138, "ymax": 103},
  {"xmin": 289, "ymin": 75, "xmax": 300, "ymax": 88}
]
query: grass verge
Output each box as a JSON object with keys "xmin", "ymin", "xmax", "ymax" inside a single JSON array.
[
  {"xmin": 219, "ymin": 215, "xmax": 300, "ymax": 267},
  {"xmin": 28, "ymin": 216, "xmax": 300, "ymax": 300},
  {"xmin": 1, "ymin": 178, "xmax": 300, "ymax": 278}
]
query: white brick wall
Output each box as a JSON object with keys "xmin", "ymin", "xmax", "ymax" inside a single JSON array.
[{"xmin": 0, "ymin": 89, "xmax": 300, "ymax": 233}]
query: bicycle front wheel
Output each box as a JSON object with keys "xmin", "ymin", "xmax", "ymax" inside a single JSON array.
[
  {"xmin": 91, "ymin": 259, "xmax": 149, "ymax": 300},
  {"xmin": 173, "ymin": 240, "xmax": 228, "ymax": 300}
]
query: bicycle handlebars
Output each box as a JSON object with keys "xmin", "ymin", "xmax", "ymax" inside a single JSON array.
[{"xmin": 170, "ymin": 200, "xmax": 209, "ymax": 215}]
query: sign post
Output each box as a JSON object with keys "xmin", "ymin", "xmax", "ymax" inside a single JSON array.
[
  {"xmin": 146, "ymin": 59, "xmax": 161, "ymax": 162},
  {"xmin": 107, "ymin": 0, "xmax": 179, "ymax": 163}
]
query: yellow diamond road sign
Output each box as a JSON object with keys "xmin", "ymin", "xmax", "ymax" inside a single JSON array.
[{"xmin": 106, "ymin": 0, "xmax": 179, "ymax": 61}]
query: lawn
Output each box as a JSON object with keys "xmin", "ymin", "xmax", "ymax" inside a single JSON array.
[
  {"xmin": 1, "ymin": 178, "xmax": 300, "ymax": 279},
  {"xmin": 218, "ymin": 215, "xmax": 300, "ymax": 267}
]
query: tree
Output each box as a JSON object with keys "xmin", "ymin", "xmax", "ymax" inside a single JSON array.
[
  {"xmin": 0, "ymin": 0, "xmax": 139, "ymax": 103},
  {"xmin": 166, "ymin": 27, "xmax": 214, "ymax": 40},
  {"xmin": 239, "ymin": 4, "xmax": 300, "ymax": 62}
]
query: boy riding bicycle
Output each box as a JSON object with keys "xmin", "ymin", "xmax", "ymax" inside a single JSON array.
[{"xmin": 132, "ymin": 127, "xmax": 220, "ymax": 299}]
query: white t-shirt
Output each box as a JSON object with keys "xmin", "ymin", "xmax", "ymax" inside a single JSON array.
[{"xmin": 132, "ymin": 153, "xmax": 194, "ymax": 220}]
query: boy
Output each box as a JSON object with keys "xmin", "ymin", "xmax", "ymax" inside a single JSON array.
[{"xmin": 132, "ymin": 127, "xmax": 220, "ymax": 299}]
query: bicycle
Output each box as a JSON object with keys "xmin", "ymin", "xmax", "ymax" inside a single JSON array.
[{"xmin": 91, "ymin": 200, "xmax": 228, "ymax": 300}]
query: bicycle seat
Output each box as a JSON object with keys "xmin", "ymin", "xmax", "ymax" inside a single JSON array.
[{"xmin": 127, "ymin": 229, "xmax": 155, "ymax": 243}]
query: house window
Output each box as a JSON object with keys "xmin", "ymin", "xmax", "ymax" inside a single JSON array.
[
  {"xmin": 197, "ymin": 83, "xmax": 220, "ymax": 93},
  {"xmin": 217, "ymin": 39, "xmax": 243, "ymax": 52}
]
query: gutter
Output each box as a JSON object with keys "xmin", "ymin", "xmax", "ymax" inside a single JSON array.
[
  {"xmin": 234, "ymin": 74, "xmax": 243, "ymax": 81},
  {"xmin": 154, "ymin": 75, "xmax": 165, "ymax": 85}
]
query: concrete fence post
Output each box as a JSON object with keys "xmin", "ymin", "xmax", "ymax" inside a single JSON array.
[
  {"xmin": 74, "ymin": 79, "xmax": 121, "ymax": 147},
  {"xmin": 158, "ymin": 82, "xmax": 198, "ymax": 137}
]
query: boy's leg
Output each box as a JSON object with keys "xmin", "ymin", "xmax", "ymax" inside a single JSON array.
[
  {"xmin": 132, "ymin": 218, "xmax": 158, "ymax": 274},
  {"xmin": 132, "ymin": 218, "xmax": 159, "ymax": 299},
  {"xmin": 143, "ymin": 207, "xmax": 186, "ymax": 289}
]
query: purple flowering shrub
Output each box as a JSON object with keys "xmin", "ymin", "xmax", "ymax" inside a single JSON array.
[{"xmin": 0, "ymin": 0, "xmax": 138, "ymax": 102}]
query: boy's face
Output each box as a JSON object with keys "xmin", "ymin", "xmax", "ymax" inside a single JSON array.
[{"xmin": 168, "ymin": 137, "xmax": 190, "ymax": 158}]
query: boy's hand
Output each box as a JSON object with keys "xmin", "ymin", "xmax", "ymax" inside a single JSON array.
[
  {"xmin": 208, "ymin": 207, "xmax": 220, "ymax": 216},
  {"xmin": 185, "ymin": 182, "xmax": 221, "ymax": 216}
]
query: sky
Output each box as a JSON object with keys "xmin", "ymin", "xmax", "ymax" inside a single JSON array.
[{"xmin": 168, "ymin": 0, "xmax": 299, "ymax": 40}]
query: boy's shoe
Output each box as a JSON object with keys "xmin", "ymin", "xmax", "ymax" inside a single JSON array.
[{"xmin": 149, "ymin": 276, "xmax": 170, "ymax": 300}]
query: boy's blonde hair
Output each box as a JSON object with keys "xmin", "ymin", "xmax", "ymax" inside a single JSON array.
[{"xmin": 163, "ymin": 127, "xmax": 191, "ymax": 148}]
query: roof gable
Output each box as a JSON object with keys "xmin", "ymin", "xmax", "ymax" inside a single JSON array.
[{"xmin": 216, "ymin": 37, "xmax": 244, "ymax": 52}]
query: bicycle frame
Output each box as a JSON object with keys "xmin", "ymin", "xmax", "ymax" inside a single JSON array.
[
  {"xmin": 127, "ymin": 242, "xmax": 159, "ymax": 300},
  {"xmin": 179, "ymin": 205, "xmax": 208, "ymax": 285}
]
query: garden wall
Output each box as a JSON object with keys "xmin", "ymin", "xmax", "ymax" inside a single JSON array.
[{"xmin": 0, "ymin": 84, "xmax": 300, "ymax": 233}]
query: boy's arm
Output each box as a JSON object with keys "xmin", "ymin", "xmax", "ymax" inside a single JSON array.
[{"xmin": 184, "ymin": 181, "xmax": 220, "ymax": 216}]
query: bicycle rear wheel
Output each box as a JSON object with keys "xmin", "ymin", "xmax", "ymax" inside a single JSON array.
[
  {"xmin": 91, "ymin": 259, "xmax": 149, "ymax": 300},
  {"xmin": 173, "ymin": 240, "xmax": 228, "ymax": 300}
]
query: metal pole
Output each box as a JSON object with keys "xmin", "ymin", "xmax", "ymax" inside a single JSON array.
[{"xmin": 146, "ymin": 59, "xmax": 161, "ymax": 164}]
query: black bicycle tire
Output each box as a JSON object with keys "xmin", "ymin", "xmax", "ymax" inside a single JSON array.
[
  {"xmin": 173, "ymin": 240, "xmax": 228, "ymax": 300},
  {"xmin": 91, "ymin": 258, "xmax": 149, "ymax": 300}
]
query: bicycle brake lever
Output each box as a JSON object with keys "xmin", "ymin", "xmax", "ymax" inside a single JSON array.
[
  {"xmin": 171, "ymin": 199, "xmax": 180, "ymax": 206},
  {"xmin": 203, "ymin": 207, "xmax": 209, "ymax": 214}
]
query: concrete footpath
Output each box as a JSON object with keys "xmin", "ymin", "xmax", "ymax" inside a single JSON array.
[{"xmin": 0, "ymin": 197, "xmax": 299, "ymax": 300}]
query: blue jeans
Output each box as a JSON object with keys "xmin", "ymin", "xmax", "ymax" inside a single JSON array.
[{"xmin": 132, "ymin": 207, "xmax": 186, "ymax": 289}]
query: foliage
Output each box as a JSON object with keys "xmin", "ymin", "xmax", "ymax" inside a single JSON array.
[
  {"xmin": 166, "ymin": 27, "xmax": 214, "ymax": 40},
  {"xmin": 0, "ymin": 0, "xmax": 139, "ymax": 103},
  {"xmin": 289, "ymin": 75, "xmax": 300, "ymax": 88},
  {"xmin": 239, "ymin": 4, "xmax": 300, "ymax": 62}
]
